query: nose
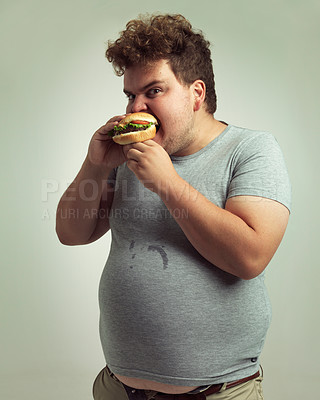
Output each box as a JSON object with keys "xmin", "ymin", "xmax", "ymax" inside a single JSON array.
[{"xmin": 129, "ymin": 95, "xmax": 148, "ymax": 113}]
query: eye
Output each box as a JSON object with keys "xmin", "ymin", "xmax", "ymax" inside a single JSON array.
[
  {"xmin": 125, "ymin": 93, "xmax": 135, "ymax": 101},
  {"xmin": 147, "ymin": 88, "xmax": 162, "ymax": 97}
]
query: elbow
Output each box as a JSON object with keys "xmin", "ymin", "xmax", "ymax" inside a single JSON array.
[
  {"xmin": 57, "ymin": 237, "xmax": 77, "ymax": 246},
  {"xmin": 240, "ymin": 268, "xmax": 263, "ymax": 280},
  {"xmin": 231, "ymin": 241, "xmax": 274, "ymax": 280},
  {"xmin": 56, "ymin": 229, "xmax": 78, "ymax": 246},
  {"xmin": 55, "ymin": 224, "xmax": 85, "ymax": 246},
  {"xmin": 213, "ymin": 256, "xmax": 267, "ymax": 280},
  {"xmin": 55, "ymin": 223, "xmax": 100, "ymax": 246},
  {"xmin": 237, "ymin": 257, "xmax": 269, "ymax": 280},
  {"xmin": 56, "ymin": 234, "xmax": 87, "ymax": 246}
]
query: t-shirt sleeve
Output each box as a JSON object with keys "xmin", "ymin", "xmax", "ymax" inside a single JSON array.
[{"xmin": 227, "ymin": 132, "xmax": 292, "ymax": 211}]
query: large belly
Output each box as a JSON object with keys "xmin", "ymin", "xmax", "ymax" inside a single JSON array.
[
  {"xmin": 114, "ymin": 374, "xmax": 199, "ymax": 394},
  {"xmin": 99, "ymin": 238, "xmax": 271, "ymax": 384}
]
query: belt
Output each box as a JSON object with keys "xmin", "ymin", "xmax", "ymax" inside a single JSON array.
[
  {"xmin": 154, "ymin": 370, "xmax": 261, "ymax": 399},
  {"xmin": 203, "ymin": 370, "xmax": 260, "ymax": 396}
]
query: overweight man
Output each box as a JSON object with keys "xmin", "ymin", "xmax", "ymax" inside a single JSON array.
[{"xmin": 56, "ymin": 13, "xmax": 291, "ymax": 400}]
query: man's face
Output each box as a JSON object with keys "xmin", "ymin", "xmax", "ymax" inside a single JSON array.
[{"xmin": 123, "ymin": 59, "xmax": 197, "ymax": 156}]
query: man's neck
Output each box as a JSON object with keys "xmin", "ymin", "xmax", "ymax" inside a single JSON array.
[
  {"xmin": 170, "ymin": 107, "xmax": 228, "ymax": 157},
  {"xmin": 180, "ymin": 111, "xmax": 227, "ymax": 156}
]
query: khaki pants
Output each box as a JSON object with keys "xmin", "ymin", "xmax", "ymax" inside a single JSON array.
[{"xmin": 92, "ymin": 367, "xmax": 264, "ymax": 400}]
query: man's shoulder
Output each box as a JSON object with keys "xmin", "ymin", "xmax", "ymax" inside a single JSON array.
[
  {"xmin": 224, "ymin": 125, "xmax": 277, "ymax": 153},
  {"xmin": 226, "ymin": 124, "xmax": 271, "ymax": 140}
]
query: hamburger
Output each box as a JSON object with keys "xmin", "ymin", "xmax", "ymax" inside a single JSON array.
[{"xmin": 108, "ymin": 112, "xmax": 158, "ymax": 145}]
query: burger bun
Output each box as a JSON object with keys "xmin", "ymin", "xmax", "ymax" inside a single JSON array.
[{"xmin": 112, "ymin": 113, "xmax": 158, "ymax": 145}]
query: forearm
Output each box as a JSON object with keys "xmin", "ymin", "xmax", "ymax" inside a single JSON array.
[
  {"xmin": 56, "ymin": 156, "xmax": 112, "ymax": 245},
  {"xmin": 159, "ymin": 176, "xmax": 262, "ymax": 279}
]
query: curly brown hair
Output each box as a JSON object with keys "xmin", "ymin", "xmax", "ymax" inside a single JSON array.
[{"xmin": 106, "ymin": 14, "xmax": 217, "ymax": 114}]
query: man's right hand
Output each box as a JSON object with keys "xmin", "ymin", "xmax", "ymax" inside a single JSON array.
[{"xmin": 87, "ymin": 114, "xmax": 128, "ymax": 170}]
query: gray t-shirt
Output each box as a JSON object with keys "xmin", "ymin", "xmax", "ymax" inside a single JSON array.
[{"xmin": 98, "ymin": 125, "xmax": 291, "ymax": 386}]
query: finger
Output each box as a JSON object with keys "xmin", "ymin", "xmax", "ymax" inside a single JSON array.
[
  {"xmin": 126, "ymin": 159, "xmax": 138, "ymax": 172},
  {"xmin": 139, "ymin": 139, "xmax": 159, "ymax": 147},
  {"xmin": 122, "ymin": 142, "xmax": 146, "ymax": 155},
  {"xmin": 98, "ymin": 114, "xmax": 127, "ymax": 135},
  {"xmin": 107, "ymin": 114, "xmax": 127, "ymax": 123},
  {"xmin": 96, "ymin": 125, "xmax": 114, "ymax": 136},
  {"xmin": 93, "ymin": 134, "xmax": 114, "ymax": 142},
  {"xmin": 126, "ymin": 147, "xmax": 143, "ymax": 162},
  {"xmin": 128, "ymin": 141, "xmax": 150, "ymax": 151},
  {"xmin": 136, "ymin": 139, "xmax": 163, "ymax": 151}
]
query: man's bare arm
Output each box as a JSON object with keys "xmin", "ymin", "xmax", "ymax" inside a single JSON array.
[
  {"xmin": 56, "ymin": 157, "xmax": 113, "ymax": 245},
  {"xmin": 56, "ymin": 114, "xmax": 127, "ymax": 246}
]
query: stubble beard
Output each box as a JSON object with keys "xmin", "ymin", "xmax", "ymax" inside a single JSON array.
[{"xmin": 164, "ymin": 116, "xmax": 196, "ymax": 156}]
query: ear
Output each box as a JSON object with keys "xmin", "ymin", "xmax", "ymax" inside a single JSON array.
[{"xmin": 192, "ymin": 80, "xmax": 206, "ymax": 111}]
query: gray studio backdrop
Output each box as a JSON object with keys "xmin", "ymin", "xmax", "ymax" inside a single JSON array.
[{"xmin": 1, "ymin": 0, "xmax": 319, "ymax": 399}]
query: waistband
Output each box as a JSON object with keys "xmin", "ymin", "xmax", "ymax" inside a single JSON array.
[{"xmin": 121, "ymin": 369, "xmax": 261, "ymax": 399}]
